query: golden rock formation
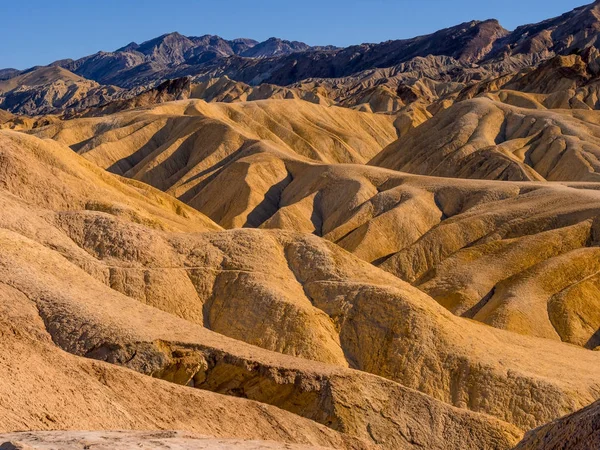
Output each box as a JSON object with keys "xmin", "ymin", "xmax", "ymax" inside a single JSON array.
[{"xmin": 0, "ymin": 130, "xmax": 527, "ymax": 449}]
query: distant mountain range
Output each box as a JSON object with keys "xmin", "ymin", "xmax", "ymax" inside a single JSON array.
[
  {"xmin": 1, "ymin": 0, "xmax": 600, "ymax": 115},
  {"xmin": 50, "ymin": 34, "xmax": 340, "ymax": 88}
]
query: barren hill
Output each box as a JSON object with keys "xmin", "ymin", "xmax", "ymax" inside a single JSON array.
[
  {"xmin": 0, "ymin": 129, "xmax": 530, "ymax": 450},
  {"xmin": 27, "ymin": 97, "xmax": 600, "ymax": 352},
  {"xmin": 486, "ymin": 0, "xmax": 600, "ymax": 62},
  {"xmin": 31, "ymin": 99, "xmax": 398, "ymax": 222},
  {"xmin": 371, "ymin": 97, "xmax": 600, "ymax": 182},
  {"xmin": 0, "ymin": 66, "xmax": 122, "ymax": 116},
  {"xmin": 4, "ymin": 120, "xmax": 600, "ymax": 447}
]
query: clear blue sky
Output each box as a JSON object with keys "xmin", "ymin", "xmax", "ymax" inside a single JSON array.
[{"xmin": 1, "ymin": 0, "xmax": 590, "ymax": 69}]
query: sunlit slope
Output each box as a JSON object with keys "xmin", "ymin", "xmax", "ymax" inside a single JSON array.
[
  {"xmin": 31, "ymin": 104, "xmax": 600, "ymax": 349},
  {"xmin": 371, "ymin": 97, "xmax": 600, "ymax": 182},
  {"xmin": 0, "ymin": 130, "xmax": 528, "ymax": 450},
  {"xmin": 183, "ymin": 153, "xmax": 600, "ymax": 350},
  {"xmin": 3, "ymin": 131, "xmax": 600, "ymax": 440},
  {"xmin": 34, "ymin": 97, "xmax": 397, "ymax": 170}
]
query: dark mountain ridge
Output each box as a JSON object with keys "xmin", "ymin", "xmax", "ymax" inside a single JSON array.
[
  {"xmin": 2, "ymin": 1, "xmax": 600, "ymax": 116},
  {"xmin": 487, "ymin": 0, "xmax": 600, "ymax": 60},
  {"xmin": 4, "ymin": 2, "xmax": 599, "ymax": 90}
]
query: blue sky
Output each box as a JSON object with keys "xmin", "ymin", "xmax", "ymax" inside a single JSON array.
[{"xmin": 1, "ymin": 0, "xmax": 590, "ymax": 69}]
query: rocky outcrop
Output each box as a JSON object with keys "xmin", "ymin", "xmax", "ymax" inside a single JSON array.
[
  {"xmin": 0, "ymin": 431, "xmax": 332, "ymax": 450},
  {"xmin": 487, "ymin": 0, "xmax": 600, "ymax": 62},
  {"xmin": 513, "ymin": 400, "xmax": 600, "ymax": 450}
]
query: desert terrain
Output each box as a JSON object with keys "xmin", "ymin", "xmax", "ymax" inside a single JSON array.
[{"xmin": 1, "ymin": 1, "xmax": 600, "ymax": 449}]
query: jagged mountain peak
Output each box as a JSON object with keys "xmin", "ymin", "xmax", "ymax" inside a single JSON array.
[
  {"xmin": 117, "ymin": 41, "xmax": 141, "ymax": 52},
  {"xmin": 135, "ymin": 32, "xmax": 196, "ymax": 63},
  {"xmin": 240, "ymin": 37, "xmax": 311, "ymax": 58},
  {"xmin": 4, "ymin": 1, "xmax": 600, "ymax": 97},
  {"xmin": 487, "ymin": 0, "xmax": 600, "ymax": 60}
]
